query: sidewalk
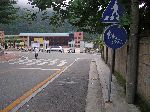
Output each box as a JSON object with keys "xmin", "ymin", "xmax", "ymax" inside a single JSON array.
[
  {"xmin": 95, "ymin": 57, "xmax": 141, "ymax": 112},
  {"xmin": 85, "ymin": 60, "xmax": 105, "ymax": 112},
  {"xmin": 0, "ymin": 51, "xmax": 20, "ymax": 62}
]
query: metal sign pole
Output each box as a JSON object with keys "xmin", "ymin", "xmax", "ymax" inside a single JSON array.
[
  {"xmin": 111, "ymin": 49, "xmax": 115, "ymax": 81},
  {"xmin": 108, "ymin": 49, "xmax": 115, "ymax": 102},
  {"xmin": 108, "ymin": 65, "xmax": 112, "ymax": 102},
  {"xmin": 101, "ymin": 0, "xmax": 126, "ymax": 103}
]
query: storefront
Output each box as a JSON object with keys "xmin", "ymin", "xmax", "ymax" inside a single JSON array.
[{"xmin": 19, "ymin": 33, "xmax": 70, "ymax": 48}]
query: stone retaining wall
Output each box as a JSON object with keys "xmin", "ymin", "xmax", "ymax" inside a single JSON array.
[{"xmin": 103, "ymin": 34, "xmax": 150, "ymax": 107}]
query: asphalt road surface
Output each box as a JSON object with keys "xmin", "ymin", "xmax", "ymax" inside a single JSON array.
[{"xmin": 0, "ymin": 52, "xmax": 98, "ymax": 112}]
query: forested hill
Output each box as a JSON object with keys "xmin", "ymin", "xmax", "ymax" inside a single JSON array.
[{"xmin": 0, "ymin": 9, "xmax": 74, "ymax": 35}]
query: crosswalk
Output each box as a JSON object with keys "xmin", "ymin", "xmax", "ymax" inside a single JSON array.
[{"xmin": 8, "ymin": 56, "xmax": 67, "ymax": 67}]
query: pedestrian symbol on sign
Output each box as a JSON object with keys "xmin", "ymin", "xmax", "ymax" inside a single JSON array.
[
  {"xmin": 103, "ymin": 24, "xmax": 127, "ymax": 49},
  {"xmin": 106, "ymin": 30, "xmax": 124, "ymax": 45},
  {"xmin": 101, "ymin": 0, "xmax": 124, "ymax": 23}
]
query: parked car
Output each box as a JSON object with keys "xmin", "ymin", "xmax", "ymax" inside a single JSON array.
[{"xmin": 50, "ymin": 46, "xmax": 64, "ymax": 53}]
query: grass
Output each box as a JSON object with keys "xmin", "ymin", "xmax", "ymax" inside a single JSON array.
[
  {"xmin": 114, "ymin": 71, "xmax": 126, "ymax": 92},
  {"xmin": 135, "ymin": 94, "xmax": 150, "ymax": 112},
  {"xmin": 114, "ymin": 71, "xmax": 150, "ymax": 112}
]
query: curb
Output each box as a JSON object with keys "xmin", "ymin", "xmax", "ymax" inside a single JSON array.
[
  {"xmin": 95, "ymin": 57, "xmax": 141, "ymax": 112},
  {"xmin": 85, "ymin": 60, "xmax": 106, "ymax": 112}
]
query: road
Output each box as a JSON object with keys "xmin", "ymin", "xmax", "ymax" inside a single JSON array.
[{"xmin": 0, "ymin": 51, "xmax": 99, "ymax": 112}]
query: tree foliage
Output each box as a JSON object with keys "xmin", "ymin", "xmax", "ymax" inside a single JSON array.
[
  {"xmin": 120, "ymin": 0, "xmax": 150, "ymax": 33},
  {"xmin": 0, "ymin": 8, "xmax": 74, "ymax": 35},
  {"xmin": 0, "ymin": 0, "xmax": 18, "ymax": 24},
  {"xmin": 2, "ymin": 0, "xmax": 149, "ymax": 34},
  {"xmin": 139, "ymin": 0, "xmax": 150, "ymax": 32},
  {"xmin": 26, "ymin": 0, "xmax": 150, "ymax": 34},
  {"xmin": 27, "ymin": 0, "xmax": 108, "ymax": 33}
]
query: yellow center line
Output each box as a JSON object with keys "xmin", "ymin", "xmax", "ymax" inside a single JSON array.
[{"xmin": 0, "ymin": 66, "xmax": 66, "ymax": 112}]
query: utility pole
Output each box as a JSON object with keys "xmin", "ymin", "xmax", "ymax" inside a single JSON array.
[{"xmin": 126, "ymin": 0, "xmax": 139, "ymax": 103}]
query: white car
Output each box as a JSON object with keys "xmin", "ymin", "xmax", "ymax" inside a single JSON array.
[{"xmin": 50, "ymin": 46, "xmax": 64, "ymax": 53}]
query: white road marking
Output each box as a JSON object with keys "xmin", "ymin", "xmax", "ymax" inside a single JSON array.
[
  {"xmin": 19, "ymin": 60, "xmax": 33, "ymax": 64},
  {"xmin": 8, "ymin": 58, "xmax": 68, "ymax": 67},
  {"xmin": 37, "ymin": 62, "xmax": 48, "ymax": 65},
  {"xmin": 19, "ymin": 68, "xmax": 60, "ymax": 71},
  {"xmin": 41, "ymin": 68, "xmax": 60, "ymax": 71},
  {"xmin": 48, "ymin": 59, "xmax": 59, "ymax": 65},
  {"xmin": 57, "ymin": 60, "xmax": 67, "ymax": 66},
  {"xmin": 9, "ymin": 60, "xmax": 25, "ymax": 64},
  {"xmin": 9, "ymin": 56, "xmax": 29, "ymax": 64},
  {"xmin": 26, "ymin": 60, "xmax": 42, "ymax": 65}
]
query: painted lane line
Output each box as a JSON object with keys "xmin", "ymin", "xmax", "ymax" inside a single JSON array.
[
  {"xmin": 39, "ymin": 59, "xmax": 51, "ymax": 61},
  {"xmin": 57, "ymin": 60, "xmax": 67, "ymax": 66},
  {"xmin": 26, "ymin": 60, "xmax": 41, "ymax": 65},
  {"xmin": 20, "ymin": 56, "xmax": 28, "ymax": 60},
  {"xmin": 0, "ymin": 68, "xmax": 65, "ymax": 112},
  {"xmin": 0, "ymin": 59, "xmax": 78, "ymax": 112},
  {"xmin": 0, "ymin": 65, "xmax": 28, "ymax": 74},
  {"xmin": 19, "ymin": 60, "xmax": 32, "ymax": 64},
  {"xmin": 19, "ymin": 68, "xmax": 41, "ymax": 70},
  {"xmin": 41, "ymin": 69, "xmax": 60, "ymax": 71},
  {"xmin": 9, "ymin": 60, "xmax": 25, "ymax": 64},
  {"xmin": 19, "ymin": 68, "xmax": 61, "ymax": 71},
  {"xmin": 36, "ymin": 62, "xmax": 48, "ymax": 65},
  {"xmin": 48, "ymin": 59, "xmax": 59, "ymax": 65}
]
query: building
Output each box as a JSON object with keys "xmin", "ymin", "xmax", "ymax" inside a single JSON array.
[
  {"xmin": 74, "ymin": 32, "xmax": 83, "ymax": 47},
  {"xmin": 19, "ymin": 32, "xmax": 83, "ymax": 48},
  {"xmin": 19, "ymin": 33, "xmax": 70, "ymax": 48},
  {"xmin": 3, "ymin": 32, "xmax": 84, "ymax": 48}
]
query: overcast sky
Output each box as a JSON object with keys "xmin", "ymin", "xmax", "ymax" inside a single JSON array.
[
  {"xmin": 17, "ymin": 0, "xmax": 30, "ymax": 8},
  {"xmin": 17, "ymin": 0, "xmax": 70, "ymax": 9}
]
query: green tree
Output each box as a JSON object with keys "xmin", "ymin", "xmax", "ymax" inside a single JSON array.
[
  {"xmin": 0, "ymin": 0, "xmax": 18, "ymax": 24},
  {"xmin": 93, "ymin": 34, "xmax": 103, "ymax": 49},
  {"xmin": 26, "ymin": 0, "xmax": 108, "ymax": 33},
  {"xmin": 26, "ymin": 0, "xmax": 149, "ymax": 34}
]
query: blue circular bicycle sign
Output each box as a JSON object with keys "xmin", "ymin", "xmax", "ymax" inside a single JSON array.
[{"xmin": 103, "ymin": 24, "xmax": 127, "ymax": 49}]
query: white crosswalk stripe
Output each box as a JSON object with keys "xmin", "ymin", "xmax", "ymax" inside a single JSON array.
[
  {"xmin": 57, "ymin": 60, "xmax": 67, "ymax": 66},
  {"xmin": 8, "ymin": 57, "xmax": 67, "ymax": 66},
  {"xmin": 37, "ymin": 62, "xmax": 48, "ymax": 65},
  {"xmin": 9, "ymin": 59, "xmax": 25, "ymax": 64},
  {"xmin": 19, "ymin": 60, "xmax": 33, "ymax": 64},
  {"xmin": 26, "ymin": 60, "xmax": 42, "ymax": 65},
  {"xmin": 48, "ymin": 59, "xmax": 59, "ymax": 65}
]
